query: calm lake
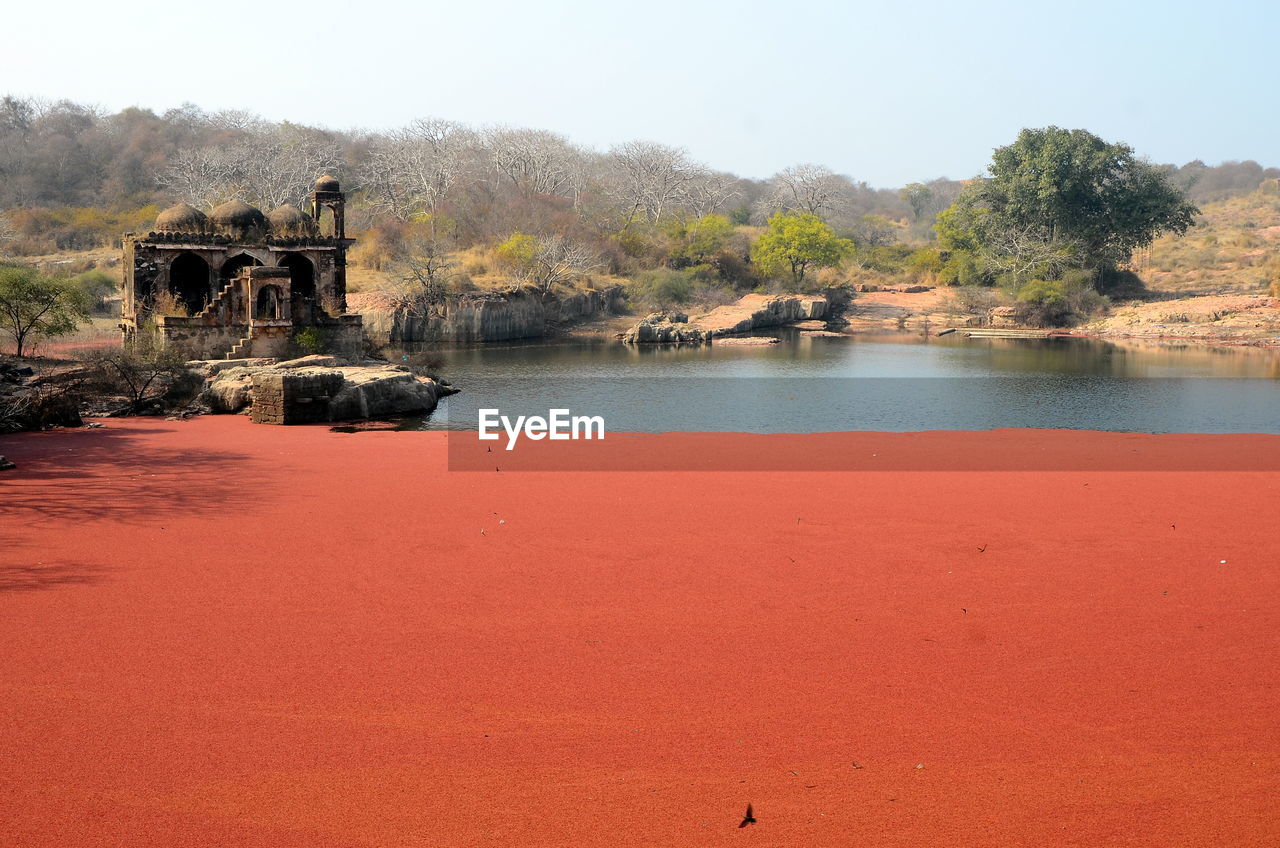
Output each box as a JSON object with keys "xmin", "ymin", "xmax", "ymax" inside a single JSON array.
[{"xmin": 406, "ymin": 331, "xmax": 1280, "ymax": 434}]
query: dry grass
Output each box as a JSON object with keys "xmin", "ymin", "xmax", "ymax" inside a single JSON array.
[{"xmin": 1138, "ymin": 191, "xmax": 1280, "ymax": 295}]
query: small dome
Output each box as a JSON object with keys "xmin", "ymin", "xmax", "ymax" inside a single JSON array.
[
  {"xmin": 267, "ymin": 205, "xmax": 314, "ymax": 236},
  {"xmin": 155, "ymin": 203, "xmax": 208, "ymax": 233},
  {"xmin": 313, "ymin": 174, "xmax": 340, "ymax": 193},
  {"xmin": 210, "ymin": 199, "xmax": 267, "ymax": 234}
]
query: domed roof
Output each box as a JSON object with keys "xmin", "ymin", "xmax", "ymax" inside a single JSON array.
[
  {"xmin": 210, "ymin": 199, "xmax": 267, "ymax": 231},
  {"xmin": 267, "ymin": 205, "xmax": 314, "ymax": 235},
  {"xmin": 313, "ymin": 174, "xmax": 341, "ymax": 193},
  {"xmin": 154, "ymin": 203, "xmax": 208, "ymax": 232}
]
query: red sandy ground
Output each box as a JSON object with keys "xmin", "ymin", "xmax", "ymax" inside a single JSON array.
[{"xmin": 1, "ymin": 418, "xmax": 1278, "ymax": 847}]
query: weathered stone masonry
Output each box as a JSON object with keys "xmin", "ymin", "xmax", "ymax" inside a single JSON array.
[{"xmin": 120, "ymin": 176, "xmax": 363, "ymax": 359}]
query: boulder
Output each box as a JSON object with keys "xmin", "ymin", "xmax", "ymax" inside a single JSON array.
[
  {"xmin": 274, "ymin": 354, "xmax": 345, "ymax": 370},
  {"xmin": 201, "ymin": 360, "xmax": 450, "ymax": 423},
  {"xmin": 205, "ymin": 369, "xmax": 255, "ymax": 413},
  {"xmin": 0, "ymin": 363, "xmax": 34, "ymax": 384},
  {"xmin": 329, "ymin": 368, "xmax": 443, "ymax": 421},
  {"xmin": 621, "ymin": 312, "xmax": 711, "ymax": 344},
  {"xmin": 186, "ymin": 358, "xmax": 275, "ymax": 378},
  {"xmin": 988, "ymin": 306, "xmax": 1019, "ymax": 327}
]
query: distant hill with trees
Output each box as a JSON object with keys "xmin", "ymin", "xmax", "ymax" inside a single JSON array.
[{"xmin": 1, "ymin": 94, "xmax": 1277, "ymax": 330}]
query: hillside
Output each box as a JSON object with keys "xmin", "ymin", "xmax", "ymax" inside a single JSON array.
[{"xmin": 1139, "ymin": 189, "xmax": 1280, "ymax": 296}]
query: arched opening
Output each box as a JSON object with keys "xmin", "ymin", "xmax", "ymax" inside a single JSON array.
[
  {"xmin": 220, "ymin": 253, "xmax": 262, "ymax": 285},
  {"xmin": 255, "ymin": 285, "xmax": 283, "ymax": 321},
  {"xmin": 169, "ymin": 252, "xmax": 211, "ymax": 315},
  {"xmin": 279, "ymin": 253, "xmax": 316, "ymax": 322}
]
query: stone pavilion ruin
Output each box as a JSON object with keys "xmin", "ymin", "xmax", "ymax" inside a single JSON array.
[{"xmin": 120, "ymin": 176, "xmax": 362, "ymax": 359}]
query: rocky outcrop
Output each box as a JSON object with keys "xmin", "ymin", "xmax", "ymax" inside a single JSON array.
[
  {"xmin": 389, "ymin": 285, "xmax": 626, "ymax": 344},
  {"xmin": 620, "ymin": 312, "xmax": 713, "ymax": 344},
  {"xmin": 328, "ymin": 368, "xmax": 447, "ymax": 421},
  {"xmin": 622, "ymin": 293, "xmax": 831, "ymax": 344},
  {"xmin": 199, "ymin": 357, "xmax": 456, "ymax": 423}
]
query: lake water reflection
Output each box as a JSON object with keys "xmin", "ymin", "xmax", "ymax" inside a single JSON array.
[{"xmin": 401, "ymin": 332, "xmax": 1280, "ymax": 434}]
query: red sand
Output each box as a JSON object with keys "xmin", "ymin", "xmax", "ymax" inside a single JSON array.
[{"xmin": 1, "ymin": 417, "xmax": 1278, "ymax": 847}]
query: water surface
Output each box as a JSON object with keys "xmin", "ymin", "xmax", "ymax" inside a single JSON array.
[{"xmin": 402, "ymin": 332, "xmax": 1280, "ymax": 434}]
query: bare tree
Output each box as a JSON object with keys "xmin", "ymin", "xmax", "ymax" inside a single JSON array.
[
  {"xmin": 207, "ymin": 109, "xmax": 269, "ymax": 134},
  {"xmin": 683, "ymin": 170, "xmax": 742, "ymax": 218},
  {"xmin": 383, "ymin": 224, "xmax": 459, "ymax": 316},
  {"xmin": 485, "ymin": 127, "xmax": 581, "ymax": 199},
  {"xmin": 755, "ymin": 164, "xmax": 852, "ymax": 219},
  {"xmin": 0, "ymin": 212, "xmax": 16, "ymax": 252},
  {"xmin": 157, "ymin": 146, "xmax": 241, "ymax": 209},
  {"xmin": 608, "ymin": 141, "xmax": 703, "ymax": 227},
  {"xmin": 359, "ymin": 118, "xmax": 475, "ymax": 221},
  {"xmin": 979, "ymin": 226, "xmax": 1079, "ymax": 286},
  {"xmin": 235, "ymin": 126, "xmax": 344, "ymax": 209},
  {"xmin": 518, "ymin": 235, "xmax": 602, "ymax": 293}
]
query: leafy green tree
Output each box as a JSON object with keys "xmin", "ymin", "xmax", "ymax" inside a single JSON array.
[
  {"xmin": 900, "ymin": 182, "xmax": 933, "ymax": 222},
  {"xmin": 0, "ymin": 264, "xmax": 91, "ymax": 357},
  {"xmin": 666, "ymin": 213, "xmax": 734, "ymax": 266},
  {"xmin": 973, "ymin": 127, "xmax": 1198, "ymax": 271},
  {"xmin": 750, "ymin": 212, "xmax": 852, "ymax": 287},
  {"xmin": 495, "ymin": 232, "xmax": 541, "ymax": 277}
]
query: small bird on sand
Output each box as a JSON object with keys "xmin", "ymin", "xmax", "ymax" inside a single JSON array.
[{"xmin": 739, "ymin": 803, "xmax": 756, "ymax": 828}]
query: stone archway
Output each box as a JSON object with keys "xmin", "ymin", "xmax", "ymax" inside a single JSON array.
[
  {"xmin": 255, "ymin": 285, "xmax": 283, "ymax": 320},
  {"xmin": 278, "ymin": 253, "xmax": 316, "ymax": 321},
  {"xmin": 169, "ymin": 252, "xmax": 211, "ymax": 315},
  {"xmin": 220, "ymin": 252, "xmax": 262, "ymax": 284}
]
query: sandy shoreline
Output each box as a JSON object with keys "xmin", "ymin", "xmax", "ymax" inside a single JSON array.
[{"xmin": 2, "ymin": 417, "xmax": 1278, "ymax": 846}]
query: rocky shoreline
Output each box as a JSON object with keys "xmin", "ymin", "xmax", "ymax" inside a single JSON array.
[{"xmin": 621, "ymin": 293, "xmax": 837, "ymax": 344}]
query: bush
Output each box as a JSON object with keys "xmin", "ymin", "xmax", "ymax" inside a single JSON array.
[
  {"xmin": 1014, "ymin": 274, "xmax": 1109, "ymax": 327},
  {"xmin": 950, "ymin": 285, "xmax": 1001, "ymax": 317},
  {"xmin": 852, "ymin": 244, "xmax": 914, "ymax": 274},
  {"xmin": 72, "ymin": 269, "xmax": 119, "ymax": 314},
  {"xmin": 294, "ymin": 327, "xmax": 325, "ymax": 355},
  {"xmin": 86, "ymin": 331, "xmax": 194, "ymax": 414},
  {"xmin": 939, "ymin": 250, "xmax": 991, "ymax": 286},
  {"xmin": 906, "ymin": 247, "xmax": 944, "ymax": 283},
  {"xmin": 3, "ymin": 205, "xmax": 159, "ymax": 254},
  {"xmin": 628, "ymin": 268, "xmax": 693, "ymax": 309},
  {"xmin": 495, "ymin": 232, "xmax": 541, "ymax": 275}
]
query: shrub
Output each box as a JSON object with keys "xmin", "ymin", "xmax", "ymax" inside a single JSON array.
[
  {"xmin": 1014, "ymin": 275, "xmax": 1110, "ymax": 327},
  {"xmin": 950, "ymin": 285, "xmax": 1001, "ymax": 317},
  {"xmin": 86, "ymin": 331, "xmax": 194, "ymax": 414},
  {"xmin": 72, "ymin": 269, "xmax": 119, "ymax": 314},
  {"xmin": 294, "ymin": 327, "xmax": 325, "ymax": 355},
  {"xmin": 939, "ymin": 250, "xmax": 991, "ymax": 286},
  {"xmin": 628, "ymin": 268, "xmax": 693, "ymax": 309},
  {"xmin": 906, "ymin": 247, "xmax": 944, "ymax": 283}
]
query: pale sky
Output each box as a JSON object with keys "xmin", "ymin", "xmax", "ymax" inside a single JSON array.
[{"xmin": 2, "ymin": 0, "xmax": 1276, "ymax": 186}]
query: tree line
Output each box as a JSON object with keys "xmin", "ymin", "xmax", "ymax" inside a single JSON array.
[
  {"xmin": 3, "ymin": 94, "xmax": 1269, "ymax": 255},
  {"xmin": 1, "ymin": 94, "xmax": 1273, "ymax": 332}
]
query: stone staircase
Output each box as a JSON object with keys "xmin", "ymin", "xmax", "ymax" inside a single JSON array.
[
  {"xmin": 224, "ymin": 335, "xmax": 253, "ymax": 359},
  {"xmin": 196, "ymin": 279, "xmax": 237, "ymax": 321}
]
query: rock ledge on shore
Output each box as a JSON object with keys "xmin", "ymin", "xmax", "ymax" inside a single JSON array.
[
  {"xmin": 622, "ymin": 294, "xmax": 830, "ymax": 344},
  {"xmin": 195, "ymin": 355, "xmax": 456, "ymax": 424}
]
